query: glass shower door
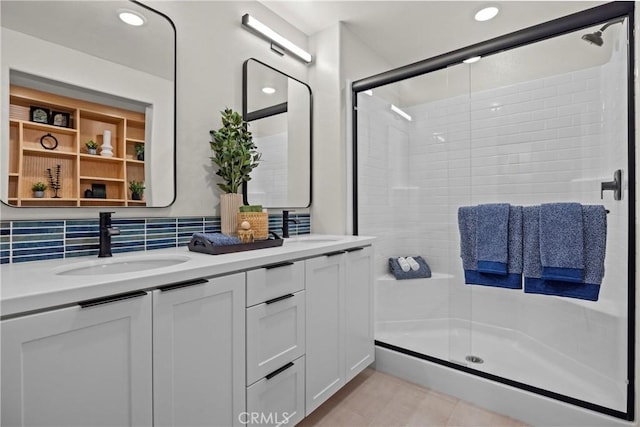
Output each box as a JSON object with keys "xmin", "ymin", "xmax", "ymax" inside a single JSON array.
[{"xmin": 464, "ymin": 19, "xmax": 630, "ymax": 412}]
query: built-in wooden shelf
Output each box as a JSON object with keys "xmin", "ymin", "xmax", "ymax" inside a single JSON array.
[{"xmin": 7, "ymin": 85, "xmax": 146, "ymax": 207}]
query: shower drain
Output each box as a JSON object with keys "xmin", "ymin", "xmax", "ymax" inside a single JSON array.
[{"xmin": 465, "ymin": 355, "xmax": 484, "ymax": 364}]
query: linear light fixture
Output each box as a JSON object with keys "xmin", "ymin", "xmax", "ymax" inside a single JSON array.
[
  {"xmin": 391, "ymin": 104, "xmax": 412, "ymax": 121},
  {"xmin": 242, "ymin": 14, "xmax": 313, "ymax": 64}
]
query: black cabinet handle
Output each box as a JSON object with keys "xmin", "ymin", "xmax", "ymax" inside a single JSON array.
[
  {"xmin": 324, "ymin": 250, "xmax": 346, "ymax": 257},
  {"xmin": 265, "ymin": 261, "xmax": 294, "ymax": 270},
  {"xmin": 345, "ymin": 247, "xmax": 365, "ymax": 252},
  {"xmin": 79, "ymin": 290, "xmax": 147, "ymax": 308},
  {"xmin": 158, "ymin": 278, "xmax": 208, "ymax": 292},
  {"xmin": 266, "ymin": 362, "xmax": 295, "ymax": 380},
  {"xmin": 265, "ymin": 294, "xmax": 294, "ymax": 305}
]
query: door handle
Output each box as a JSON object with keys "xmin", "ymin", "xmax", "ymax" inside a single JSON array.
[{"xmin": 601, "ymin": 169, "xmax": 622, "ymax": 201}]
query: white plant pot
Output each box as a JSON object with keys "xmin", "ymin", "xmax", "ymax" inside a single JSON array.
[
  {"xmin": 88, "ymin": 148, "xmax": 97, "ymax": 155},
  {"xmin": 34, "ymin": 191, "xmax": 44, "ymax": 198}
]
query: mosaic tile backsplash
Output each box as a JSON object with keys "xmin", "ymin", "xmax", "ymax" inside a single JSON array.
[{"xmin": 0, "ymin": 213, "xmax": 310, "ymax": 264}]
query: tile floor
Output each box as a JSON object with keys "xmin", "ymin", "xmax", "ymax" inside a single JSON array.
[{"xmin": 298, "ymin": 368, "xmax": 529, "ymax": 427}]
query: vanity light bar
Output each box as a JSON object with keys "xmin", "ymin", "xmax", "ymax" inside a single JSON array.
[
  {"xmin": 242, "ymin": 14, "xmax": 313, "ymax": 64},
  {"xmin": 391, "ymin": 104, "xmax": 412, "ymax": 121}
]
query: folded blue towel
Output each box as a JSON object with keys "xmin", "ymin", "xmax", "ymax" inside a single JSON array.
[
  {"xmin": 193, "ymin": 232, "xmax": 241, "ymax": 246},
  {"xmin": 389, "ymin": 256, "xmax": 432, "ymax": 280},
  {"xmin": 476, "ymin": 203, "xmax": 510, "ymax": 274},
  {"xmin": 539, "ymin": 203, "xmax": 584, "ymax": 283},
  {"xmin": 582, "ymin": 205, "xmax": 607, "ymax": 285},
  {"xmin": 523, "ymin": 205, "xmax": 604, "ymax": 301},
  {"xmin": 458, "ymin": 205, "xmax": 522, "ymax": 289}
]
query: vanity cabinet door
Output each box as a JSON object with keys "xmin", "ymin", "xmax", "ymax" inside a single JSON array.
[
  {"xmin": 305, "ymin": 253, "xmax": 346, "ymax": 415},
  {"xmin": 1, "ymin": 291, "xmax": 152, "ymax": 427},
  {"xmin": 153, "ymin": 273, "xmax": 245, "ymax": 427},
  {"xmin": 345, "ymin": 246, "xmax": 375, "ymax": 381}
]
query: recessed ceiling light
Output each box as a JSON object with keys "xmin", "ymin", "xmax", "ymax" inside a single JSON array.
[
  {"xmin": 463, "ymin": 56, "xmax": 481, "ymax": 64},
  {"xmin": 118, "ymin": 9, "xmax": 146, "ymax": 27},
  {"xmin": 474, "ymin": 6, "xmax": 499, "ymax": 22},
  {"xmin": 262, "ymin": 87, "xmax": 276, "ymax": 94}
]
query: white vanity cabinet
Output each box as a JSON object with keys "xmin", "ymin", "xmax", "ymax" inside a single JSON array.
[
  {"xmin": 245, "ymin": 260, "xmax": 306, "ymax": 427},
  {"xmin": 305, "ymin": 245, "xmax": 374, "ymax": 415},
  {"xmin": 153, "ymin": 273, "xmax": 246, "ymax": 427},
  {"xmin": 1, "ymin": 291, "xmax": 153, "ymax": 427}
]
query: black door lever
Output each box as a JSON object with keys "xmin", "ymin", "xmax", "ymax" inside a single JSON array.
[{"xmin": 601, "ymin": 169, "xmax": 622, "ymax": 201}]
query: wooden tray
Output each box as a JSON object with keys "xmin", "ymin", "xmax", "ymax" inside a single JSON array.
[{"xmin": 188, "ymin": 232, "xmax": 283, "ymax": 255}]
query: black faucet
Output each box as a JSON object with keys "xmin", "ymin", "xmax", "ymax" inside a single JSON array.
[
  {"xmin": 98, "ymin": 212, "xmax": 121, "ymax": 257},
  {"xmin": 282, "ymin": 210, "xmax": 300, "ymax": 238}
]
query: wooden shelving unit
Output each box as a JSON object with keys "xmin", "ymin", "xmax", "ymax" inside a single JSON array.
[{"xmin": 8, "ymin": 85, "xmax": 147, "ymax": 207}]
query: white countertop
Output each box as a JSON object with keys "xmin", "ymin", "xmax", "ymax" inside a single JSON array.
[{"xmin": 1, "ymin": 234, "xmax": 375, "ymax": 317}]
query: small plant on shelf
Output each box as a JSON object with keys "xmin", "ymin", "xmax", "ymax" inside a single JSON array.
[
  {"xmin": 129, "ymin": 180, "xmax": 145, "ymax": 200},
  {"xmin": 135, "ymin": 143, "xmax": 144, "ymax": 161},
  {"xmin": 85, "ymin": 140, "xmax": 99, "ymax": 155},
  {"xmin": 32, "ymin": 182, "xmax": 47, "ymax": 198}
]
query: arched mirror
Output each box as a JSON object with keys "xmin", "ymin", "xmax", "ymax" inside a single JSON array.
[
  {"xmin": 1, "ymin": 0, "xmax": 175, "ymax": 207},
  {"xmin": 242, "ymin": 58, "xmax": 312, "ymax": 208}
]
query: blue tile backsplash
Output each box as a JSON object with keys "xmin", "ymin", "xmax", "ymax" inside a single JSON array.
[{"xmin": 0, "ymin": 214, "xmax": 310, "ymax": 264}]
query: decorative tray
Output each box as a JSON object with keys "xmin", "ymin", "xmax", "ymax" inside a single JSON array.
[{"xmin": 188, "ymin": 232, "xmax": 283, "ymax": 255}]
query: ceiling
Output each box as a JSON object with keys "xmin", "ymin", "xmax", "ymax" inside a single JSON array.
[
  {"xmin": 1, "ymin": 1, "xmax": 174, "ymax": 80},
  {"xmin": 259, "ymin": 1, "xmax": 608, "ymax": 68}
]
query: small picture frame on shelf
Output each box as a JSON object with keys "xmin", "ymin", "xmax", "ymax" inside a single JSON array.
[
  {"xmin": 30, "ymin": 106, "xmax": 50, "ymax": 124},
  {"xmin": 91, "ymin": 183, "xmax": 107, "ymax": 199},
  {"xmin": 50, "ymin": 111, "xmax": 70, "ymax": 128}
]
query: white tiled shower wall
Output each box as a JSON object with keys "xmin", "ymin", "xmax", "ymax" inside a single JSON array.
[{"xmin": 358, "ymin": 37, "xmax": 628, "ymax": 386}]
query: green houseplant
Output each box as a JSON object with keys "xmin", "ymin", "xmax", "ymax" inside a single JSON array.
[
  {"xmin": 209, "ymin": 108, "xmax": 261, "ymax": 235},
  {"xmin": 85, "ymin": 140, "xmax": 98, "ymax": 155},
  {"xmin": 135, "ymin": 143, "xmax": 144, "ymax": 161},
  {"xmin": 32, "ymin": 182, "xmax": 47, "ymax": 198},
  {"xmin": 129, "ymin": 180, "xmax": 145, "ymax": 200}
]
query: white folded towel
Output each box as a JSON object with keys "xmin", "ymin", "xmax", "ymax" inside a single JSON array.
[
  {"xmin": 397, "ymin": 257, "xmax": 410, "ymax": 272},
  {"xmin": 406, "ymin": 257, "xmax": 420, "ymax": 271}
]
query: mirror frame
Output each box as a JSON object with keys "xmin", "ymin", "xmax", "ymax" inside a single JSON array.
[
  {"xmin": 242, "ymin": 58, "xmax": 312, "ymax": 209},
  {"xmin": 1, "ymin": 0, "xmax": 177, "ymax": 209}
]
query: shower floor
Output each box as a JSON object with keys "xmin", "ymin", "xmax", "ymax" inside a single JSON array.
[{"xmin": 376, "ymin": 319, "xmax": 626, "ymax": 412}]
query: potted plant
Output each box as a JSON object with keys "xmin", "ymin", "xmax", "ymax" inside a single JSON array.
[
  {"xmin": 135, "ymin": 143, "xmax": 144, "ymax": 161},
  {"xmin": 85, "ymin": 140, "xmax": 98, "ymax": 155},
  {"xmin": 129, "ymin": 180, "xmax": 145, "ymax": 200},
  {"xmin": 209, "ymin": 108, "xmax": 261, "ymax": 235},
  {"xmin": 32, "ymin": 182, "xmax": 47, "ymax": 198}
]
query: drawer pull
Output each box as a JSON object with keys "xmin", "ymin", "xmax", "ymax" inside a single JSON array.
[
  {"xmin": 158, "ymin": 278, "xmax": 208, "ymax": 292},
  {"xmin": 265, "ymin": 261, "xmax": 294, "ymax": 270},
  {"xmin": 345, "ymin": 247, "xmax": 365, "ymax": 252},
  {"xmin": 324, "ymin": 250, "xmax": 346, "ymax": 257},
  {"xmin": 79, "ymin": 290, "xmax": 147, "ymax": 308},
  {"xmin": 266, "ymin": 362, "xmax": 295, "ymax": 380},
  {"xmin": 265, "ymin": 293, "xmax": 294, "ymax": 305}
]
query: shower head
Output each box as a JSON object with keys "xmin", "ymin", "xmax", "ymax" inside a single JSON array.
[
  {"xmin": 581, "ymin": 30, "xmax": 603, "ymax": 46},
  {"xmin": 581, "ymin": 17, "xmax": 625, "ymax": 47}
]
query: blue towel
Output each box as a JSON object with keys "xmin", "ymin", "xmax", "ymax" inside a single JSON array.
[
  {"xmin": 193, "ymin": 232, "xmax": 241, "ymax": 246},
  {"xmin": 476, "ymin": 203, "xmax": 510, "ymax": 274},
  {"xmin": 523, "ymin": 205, "xmax": 605, "ymax": 301},
  {"xmin": 539, "ymin": 203, "xmax": 584, "ymax": 283},
  {"xmin": 389, "ymin": 256, "xmax": 432, "ymax": 280},
  {"xmin": 458, "ymin": 205, "xmax": 522, "ymax": 289}
]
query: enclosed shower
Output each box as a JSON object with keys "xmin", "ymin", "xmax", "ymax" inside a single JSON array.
[{"xmin": 352, "ymin": 3, "xmax": 634, "ymax": 422}]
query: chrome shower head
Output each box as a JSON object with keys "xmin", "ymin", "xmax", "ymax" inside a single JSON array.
[{"xmin": 581, "ymin": 30, "xmax": 604, "ymax": 46}]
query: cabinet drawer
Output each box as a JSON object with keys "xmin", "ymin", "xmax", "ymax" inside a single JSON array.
[
  {"xmin": 246, "ymin": 356, "xmax": 305, "ymax": 427},
  {"xmin": 246, "ymin": 260, "xmax": 304, "ymax": 307},
  {"xmin": 246, "ymin": 291, "xmax": 305, "ymax": 385}
]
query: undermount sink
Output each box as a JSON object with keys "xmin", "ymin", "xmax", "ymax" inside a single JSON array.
[{"xmin": 55, "ymin": 255, "xmax": 191, "ymax": 276}]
